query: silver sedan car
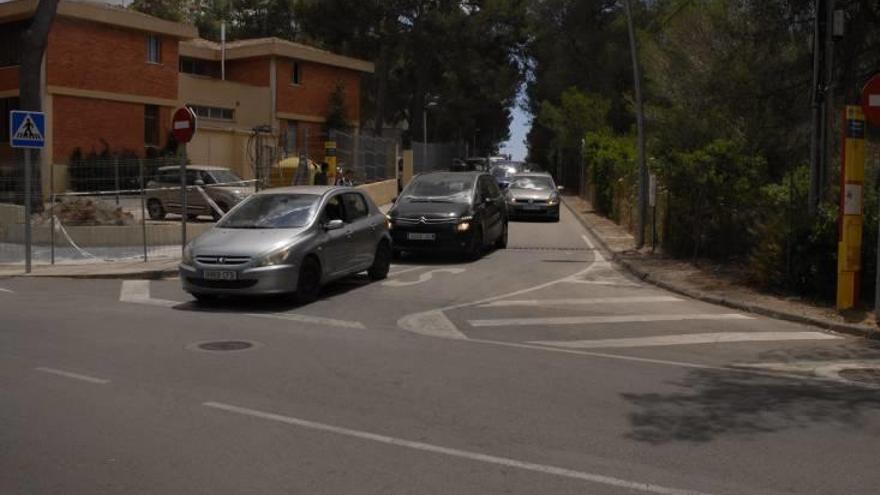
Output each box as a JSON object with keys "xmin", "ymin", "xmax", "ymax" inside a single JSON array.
[
  {"xmin": 179, "ymin": 186, "xmax": 392, "ymax": 303},
  {"xmin": 504, "ymin": 173, "xmax": 562, "ymax": 222}
]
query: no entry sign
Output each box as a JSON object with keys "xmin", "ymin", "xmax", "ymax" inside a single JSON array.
[
  {"xmin": 172, "ymin": 106, "xmax": 197, "ymax": 143},
  {"xmin": 861, "ymin": 74, "xmax": 880, "ymax": 127}
]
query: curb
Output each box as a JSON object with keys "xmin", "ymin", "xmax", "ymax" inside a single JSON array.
[
  {"xmin": 561, "ymin": 197, "xmax": 879, "ymax": 340},
  {"xmin": 0, "ymin": 267, "xmax": 178, "ymax": 280}
]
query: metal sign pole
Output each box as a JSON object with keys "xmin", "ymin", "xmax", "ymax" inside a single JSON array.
[
  {"xmin": 50, "ymin": 163, "xmax": 55, "ymax": 265},
  {"xmin": 24, "ymin": 149, "xmax": 32, "ymax": 273},
  {"xmin": 140, "ymin": 158, "xmax": 148, "ymax": 262},
  {"xmin": 180, "ymin": 147, "xmax": 187, "ymax": 255}
]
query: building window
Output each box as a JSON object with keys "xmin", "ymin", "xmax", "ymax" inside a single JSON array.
[
  {"xmin": 179, "ymin": 57, "xmax": 220, "ymax": 78},
  {"xmin": 291, "ymin": 62, "xmax": 301, "ymax": 85},
  {"xmin": 0, "ymin": 97, "xmax": 20, "ymax": 143},
  {"xmin": 285, "ymin": 121, "xmax": 297, "ymax": 152},
  {"xmin": 0, "ymin": 23, "xmax": 24, "ymax": 67},
  {"xmin": 144, "ymin": 105, "xmax": 159, "ymax": 146},
  {"xmin": 147, "ymin": 35, "xmax": 161, "ymax": 64},
  {"xmin": 187, "ymin": 104, "xmax": 234, "ymax": 121}
]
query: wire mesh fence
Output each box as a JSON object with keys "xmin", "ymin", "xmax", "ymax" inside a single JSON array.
[
  {"xmin": 412, "ymin": 141, "xmax": 468, "ymax": 174},
  {"xmin": 333, "ymin": 130, "xmax": 397, "ymax": 184}
]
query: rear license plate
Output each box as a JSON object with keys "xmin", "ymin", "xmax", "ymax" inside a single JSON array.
[
  {"xmin": 407, "ymin": 233, "xmax": 436, "ymax": 241},
  {"xmin": 203, "ymin": 270, "xmax": 237, "ymax": 281}
]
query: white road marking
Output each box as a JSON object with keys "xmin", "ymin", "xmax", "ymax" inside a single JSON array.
[
  {"xmin": 562, "ymin": 279, "xmax": 643, "ymax": 288},
  {"xmin": 0, "ymin": 287, "xmax": 13, "ymax": 293},
  {"xmin": 247, "ymin": 312, "xmax": 365, "ymax": 329},
  {"xmin": 203, "ymin": 401, "xmax": 712, "ymax": 495},
  {"xmin": 734, "ymin": 360, "xmax": 880, "ymax": 389},
  {"xmin": 35, "ymin": 367, "xmax": 109, "ymax": 384},
  {"xmin": 382, "ymin": 267, "xmax": 466, "ymax": 287},
  {"xmin": 480, "ymin": 296, "xmax": 683, "ymax": 307},
  {"xmin": 530, "ymin": 331, "xmax": 840, "ymax": 349},
  {"xmin": 387, "ymin": 265, "xmax": 426, "ymax": 277},
  {"xmin": 469, "ymin": 313, "xmax": 753, "ymax": 327},
  {"xmin": 119, "ymin": 280, "xmax": 178, "ymax": 307},
  {"xmin": 398, "ymin": 310, "xmax": 467, "ymax": 339}
]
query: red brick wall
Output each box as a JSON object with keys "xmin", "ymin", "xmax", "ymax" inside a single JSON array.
[
  {"xmin": 53, "ymin": 95, "xmax": 169, "ymax": 162},
  {"xmin": 47, "ymin": 18, "xmax": 178, "ymax": 100},
  {"xmin": 276, "ymin": 60, "xmax": 361, "ymax": 123},
  {"xmin": 0, "ymin": 67, "xmax": 18, "ymax": 93},
  {"xmin": 226, "ymin": 57, "xmax": 270, "ymax": 87}
]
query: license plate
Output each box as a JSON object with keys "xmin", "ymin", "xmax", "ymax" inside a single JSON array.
[
  {"xmin": 522, "ymin": 204, "xmax": 544, "ymax": 210},
  {"xmin": 407, "ymin": 233, "xmax": 436, "ymax": 241},
  {"xmin": 203, "ymin": 270, "xmax": 237, "ymax": 281}
]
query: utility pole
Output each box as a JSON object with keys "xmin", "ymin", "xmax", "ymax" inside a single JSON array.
[
  {"xmin": 624, "ymin": 0, "xmax": 647, "ymax": 249},
  {"xmin": 808, "ymin": 0, "xmax": 822, "ymax": 216},
  {"xmin": 819, "ymin": 0, "xmax": 835, "ymax": 204}
]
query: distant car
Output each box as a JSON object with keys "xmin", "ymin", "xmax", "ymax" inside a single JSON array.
[
  {"xmin": 179, "ymin": 186, "xmax": 392, "ymax": 303},
  {"xmin": 489, "ymin": 161, "xmax": 525, "ymax": 190},
  {"xmin": 146, "ymin": 165, "xmax": 252, "ymax": 222},
  {"xmin": 505, "ymin": 172, "xmax": 562, "ymax": 222},
  {"xmin": 388, "ymin": 171, "xmax": 508, "ymax": 259}
]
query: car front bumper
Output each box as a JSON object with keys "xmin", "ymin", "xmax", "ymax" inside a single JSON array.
[
  {"xmin": 507, "ymin": 203, "xmax": 559, "ymax": 218},
  {"xmin": 179, "ymin": 263, "xmax": 299, "ymax": 295},
  {"xmin": 390, "ymin": 224, "xmax": 475, "ymax": 252}
]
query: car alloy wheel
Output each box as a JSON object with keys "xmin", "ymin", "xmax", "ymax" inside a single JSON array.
[
  {"xmin": 368, "ymin": 241, "xmax": 392, "ymax": 281},
  {"xmin": 147, "ymin": 199, "xmax": 166, "ymax": 220},
  {"xmin": 296, "ymin": 257, "xmax": 322, "ymax": 303}
]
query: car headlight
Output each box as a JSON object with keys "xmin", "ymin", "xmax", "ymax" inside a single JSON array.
[
  {"xmin": 457, "ymin": 215, "xmax": 473, "ymax": 232},
  {"xmin": 385, "ymin": 214, "xmax": 393, "ymax": 230},
  {"xmin": 548, "ymin": 195, "xmax": 559, "ymax": 205},
  {"xmin": 257, "ymin": 246, "xmax": 292, "ymax": 267},
  {"xmin": 182, "ymin": 244, "xmax": 194, "ymax": 264}
]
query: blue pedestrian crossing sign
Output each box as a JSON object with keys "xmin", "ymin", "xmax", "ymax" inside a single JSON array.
[{"xmin": 10, "ymin": 110, "xmax": 46, "ymax": 149}]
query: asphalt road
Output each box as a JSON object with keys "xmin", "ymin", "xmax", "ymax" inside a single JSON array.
[{"xmin": 2, "ymin": 205, "xmax": 880, "ymax": 494}]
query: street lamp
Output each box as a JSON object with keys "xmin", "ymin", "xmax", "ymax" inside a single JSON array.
[{"xmin": 423, "ymin": 99, "xmax": 439, "ymax": 170}]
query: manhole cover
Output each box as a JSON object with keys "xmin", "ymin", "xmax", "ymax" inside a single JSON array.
[
  {"xmin": 186, "ymin": 340, "xmax": 262, "ymax": 353},
  {"xmin": 838, "ymin": 368, "xmax": 880, "ymax": 385}
]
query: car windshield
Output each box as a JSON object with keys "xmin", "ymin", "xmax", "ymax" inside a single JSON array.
[
  {"xmin": 207, "ymin": 169, "xmax": 243, "ymax": 185},
  {"xmin": 403, "ymin": 175, "xmax": 474, "ymax": 203},
  {"xmin": 509, "ymin": 177, "xmax": 554, "ymax": 191},
  {"xmin": 217, "ymin": 194, "xmax": 319, "ymax": 229},
  {"xmin": 491, "ymin": 166, "xmax": 517, "ymax": 179}
]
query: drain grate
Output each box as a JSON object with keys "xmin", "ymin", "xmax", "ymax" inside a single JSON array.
[
  {"xmin": 187, "ymin": 340, "xmax": 262, "ymax": 353},
  {"xmin": 838, "ymin": 368, "xmax": 880, "ymax": 385}
]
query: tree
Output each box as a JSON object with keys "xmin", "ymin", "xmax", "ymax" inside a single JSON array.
[
  {"xmin": 323, "ymin": 83, "xmax": 351, "ymax": 132},
  {"xmin": 17, "ymin": 0, "xmax": 60, "ymax": 212}
]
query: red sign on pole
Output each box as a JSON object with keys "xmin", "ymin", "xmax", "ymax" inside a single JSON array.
[
  {"xmin": 171, "ymin": 106, "xmax": 197, "ymax": 143},
  {"xmin": 861, "ymin": 74, "xmax": 880, "ymax": 127}
]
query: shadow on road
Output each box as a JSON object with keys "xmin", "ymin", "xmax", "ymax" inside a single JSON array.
[{"xmin": 622, "ymin": 343, "xmax": 880, "ymax": 444}]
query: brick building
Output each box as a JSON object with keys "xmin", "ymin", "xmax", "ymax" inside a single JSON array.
[{"xmin": 0, "ymin": 0, "xmax": 373, "ymax": 192}]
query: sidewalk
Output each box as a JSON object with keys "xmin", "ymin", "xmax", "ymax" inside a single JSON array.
[
  {"xmin": 0, "ymin": 258, "xmax": 179, "ymax": 279},
  {"xmin": 563, "ymin": 195, "xmax": 879, "ymax": 339}
]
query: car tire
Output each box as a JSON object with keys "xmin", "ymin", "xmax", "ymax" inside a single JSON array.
[
  {"xmin": 368, "ymin": 241, "xmax": 392, "ymax": 281},
  {"xmin": 391, "ymin": 248, "xmax": 403, "ymax": 260},
  {"xmin": 147, "ymin": 199, "xmax": 166, "ymax": 220},
  {"xmin": 296, "ymin": 256, "xmax": 322, "ymax": 304},
  {"xmin": 193, "ymin": 293, "xmax": 219, "ymax": 304},
  {"xmin": 495, "ymin": 222, "xmax": 508, "ymax": 249},
  {"xmin": 465, "ymin": 224, "xmax": 484, "ymax": 261},
  {"xmin": 187, "ymin": 213, "xmax": 200, "ymax": 221},
  {"xmin": 211, "ymin": 202, "xmax": 228, "ymax": 222}
]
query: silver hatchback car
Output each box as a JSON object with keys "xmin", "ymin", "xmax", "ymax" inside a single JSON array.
[{"xmin": 179, "ymin": 186, "xmax": 392, "ymax": 303}]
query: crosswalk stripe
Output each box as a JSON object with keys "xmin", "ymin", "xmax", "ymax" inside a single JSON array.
[
  {"xmin": 480, "ymin": 296, "xmax": 682, "ymax": 308},
  {"xmin": 247, "ymin": 312, "xmax": 365, "ymax": 329},
  {"xmin": 529, "ymin": 331, "xmax": 839, "ymax": 349},
  {"xmin": 468, "ymin": 313, "xmax": 753, "ymax": 327}
]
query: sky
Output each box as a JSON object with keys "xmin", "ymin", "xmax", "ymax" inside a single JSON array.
[{"xmin": 500, "ymin": 105, "xmax": 530, "ymax": 161}]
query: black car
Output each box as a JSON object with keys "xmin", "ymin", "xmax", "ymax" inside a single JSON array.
[{"xmin": 388, "ymin": 172, "xmax": 508, "ymax": 259}]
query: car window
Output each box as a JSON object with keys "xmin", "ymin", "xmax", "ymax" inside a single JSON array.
[
  {"xmin": 479, "ymin": 177, "xmax": 495, "ymax": 200},
  {"xmin": 342, "ymin": 193, "xmax": 369, "ymax": 223},
  {"xmin": 185, "ymin": 170, "xmax": 200, "ymax": 186},
  {"xmin": 158, "ymin": 170, "xmax": 179, "ymax": 184},
  {"xmin": 321, "ymin": 195, "xmax": 345, "ymax": 223},
  {"xmin": 217, "ymin": 194, "xmax": 319, "ymax": 229}
]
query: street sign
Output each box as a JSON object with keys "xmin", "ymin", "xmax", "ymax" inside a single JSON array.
[
  {"xmin": 171, "ymin": 106, "xmax": 197, "ymax": 143},
  {"xmin": 861, "ymin": 73, "xmax": 880, "ymax": 127},
  {"xmin": 9, "ymin": 111, "xmax": 45, "ymax": 149}
]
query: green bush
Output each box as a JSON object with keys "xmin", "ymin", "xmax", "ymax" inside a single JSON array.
[{"xmin": 584, "ymin": 132, "xmax": 636, "ymax": 219}]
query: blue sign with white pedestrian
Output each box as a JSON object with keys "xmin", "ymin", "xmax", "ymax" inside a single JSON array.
[{"xmin": 9, "ymin": 110, "xmax": 45, "ymax": 149}]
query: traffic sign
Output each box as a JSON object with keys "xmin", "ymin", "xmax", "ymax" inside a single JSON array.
[
  {"xmin": 9, "ymin": 111, "xmax": 45, "ymax": 149},
  {"xmin": 861, "ymin": 73, "xmax": 880, "ymax": 127},
  {"xmin": 171, "ymin": 106, "xmax": 197, "ymax": 143}
]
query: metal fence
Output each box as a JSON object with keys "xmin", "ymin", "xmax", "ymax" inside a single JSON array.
[
  {"xmin": 0, "ymin": 158, "xmax": 255, "ymax": 269},
  {"xmin": 334, "ymin": 130, "xmax": 397, "ymax": 184},
  {"xmin": 412, "ymin": 141, "xmax": 467, "ymax": 174}
]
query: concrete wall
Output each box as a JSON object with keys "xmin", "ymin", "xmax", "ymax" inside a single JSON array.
[
  {"xmin": 357, "ymin": 179, "xmax": 397, "ymax": 207},
  {"xmin": 178, "ymin": 74, "xmax": 272, "ymax": 129},
  {"xmin": 1, "ymin": 222, "xmax": 212, "ymax": 247}
]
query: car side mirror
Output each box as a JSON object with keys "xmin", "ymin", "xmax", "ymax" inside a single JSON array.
[
  {"xmin": 324, "ymin": 219, "xmax": 345, "ymax": 231},
  {"xmin": 194, "ymin": 179, "xmax": 205, "ymax": 186},
  {"xmin": 557, "ymin": 185, "xmax": 565, "ymax": 191}
]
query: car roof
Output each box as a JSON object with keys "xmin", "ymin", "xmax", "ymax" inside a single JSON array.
[
  {"xmin": 254, "ymin": 185, "xmax": 354, "ymax": 196},
  {"xmin": 513, "ymin": 172, "xmax": 553, "ymax": 178},
  {"xmin": 418, "ymin": 171, "xmax": 484, "ymax": 179},
  {"xmin": 157, "ymin": 164, "xmax": 232, "ymax": 172}
]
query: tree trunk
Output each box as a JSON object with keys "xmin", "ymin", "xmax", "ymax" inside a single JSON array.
[
  {"xmin": 372, "ymin": 16, "xmax": 391, "ymax": 137},
  {"xmin": 17, "ymin": 0, "xmax": 59, "ymax": 212}
]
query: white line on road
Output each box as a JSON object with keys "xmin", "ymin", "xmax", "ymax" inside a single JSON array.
[
  {"xmin": 35, "ymin": 367, "xmax": 109, "ymax": 384},
  {"xmin": 247, "ymin": 312, "xmax": 366, "ymax": 329},
  {"xmin": 481, "ymin": 296, "xmax": 683, "ymax": 307},
  {"xmin": 203, "ymin": 401, "xmax": 712, "ymax": 495},
  {"xmin": 119, "ymin": 280, "xmax": 178, "ymax": 307},
  {"xmin": 387, "ymin": 265, "xmax": 426, "ymax": 277},
  {"xmin": 0, "ymin": 287, "xmax": 13, "ymax": 293},
  {"xmin": 469, "ymin": 313, "xmax": 754, "ymax": 327},
  {"xmin": 562, "ymin": 279, "xmax": 643, "ymax": 288},
  {"xmin": 382, "ymin": 267, "xmax": 466, "ymax": 287},
  {"xmin": 530, "ymin": 331, "xmax": 840, "ymax": 349}
]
